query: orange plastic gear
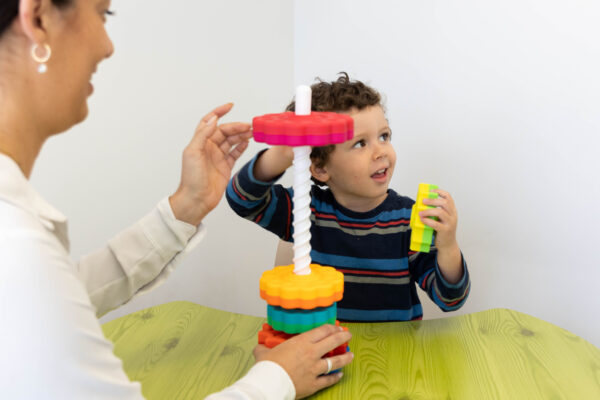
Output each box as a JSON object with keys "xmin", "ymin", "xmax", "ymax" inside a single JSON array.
[{"xmin": 259, "ymin": 264, "xmax": 344, "ymax": 309}]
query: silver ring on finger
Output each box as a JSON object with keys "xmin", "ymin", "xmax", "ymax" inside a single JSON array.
[{"xmin": 325, "ymin": 357, "xmax": 333, "ymax": 374}]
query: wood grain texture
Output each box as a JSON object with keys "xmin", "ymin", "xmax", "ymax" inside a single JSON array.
[{"xmin": 103, "ymin": 302, "xmax": 600, "ymax": 399}]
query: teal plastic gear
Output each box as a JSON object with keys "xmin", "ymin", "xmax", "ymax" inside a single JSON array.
[{"xmin": 267, "ymin": 303, "xmax": 337, "ymax": 334}]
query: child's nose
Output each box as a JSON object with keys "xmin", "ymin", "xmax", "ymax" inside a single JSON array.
[{"xmin": 373, "ymin": 143, "xmax": 387, "ymax": 160}]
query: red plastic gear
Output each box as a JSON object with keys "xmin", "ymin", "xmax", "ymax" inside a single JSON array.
[
  {"xmin": 257, "ymin": 322, "xmax": 349, "ymax": 358},
  {"xmin": 253, "ymin": 112, "xmax": 354, "ymax": 146}
]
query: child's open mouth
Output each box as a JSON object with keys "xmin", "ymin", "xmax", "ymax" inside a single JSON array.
[{"xmin": 371, "ymin": 168, "xmax": 388, "ymax": 181}]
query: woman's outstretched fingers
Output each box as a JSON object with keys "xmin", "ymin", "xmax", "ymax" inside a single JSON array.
[
  {"xmin": 321, "ymin": 352, "xmax": 353, "ymax": 376},
  {"xmin": 190, "ymin": 113, "xmax": 219, "ymax": 148},
  {"xmin": 253, "ymin": 344, "xmax": 269, "ymax": 361},
  {"xmin": 192, "ymin": 103, "xmax": 237, "ymax": 146},
  {"xmin": 302, "ymin": 324, "xmax": 343, "ymax": 344},
  {"xmin": 311, "ymin": 352, "xmax": 354, "ymax": 394},
  {"xmin": 205, "ymin": 103, "xmax": 233, "ymax": 120},
  {"xmin": 313, "ymin": 371, "xmax": 344, "ymax": 393},
  {"xmin": 226, "ymin": 140, "xmax": 249, "ymax": 168},
  {"xmin": 216, "ymin": 122, "xmax": 252, "ymax": 153},
  {"xmin": 313, "ymin": 329, "xmax": 352, "ymax": 357}
]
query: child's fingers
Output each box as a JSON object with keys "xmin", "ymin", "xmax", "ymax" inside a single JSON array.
[
  {"xmin": 420, "ymin": 207, "xmax": 450, "ymax": 223},
  {"xmin": 420, "ymin": 216, "xmax": 443, "ymax": 231},
  {"xmin": 423, "ymin": 197, "xmax": 447, "ymax": 208},
  {"xmin": 433, "ymin": 189, "xmax": 452, "ymax": 200},
  {"xmin": 423, "ymin": 194, "xmax": 456, "ymax": 215},
  {"xmin": 420, "ymin": 215, "xmax": 447, "ymax": 232},
  {"xmin": 420, "ymin": 209, "xmax": 458, "ymax": 237}
]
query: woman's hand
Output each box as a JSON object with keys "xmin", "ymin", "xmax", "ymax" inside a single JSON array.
[
  {"xmin": 253, "ymin": 324, "xmax": 354, "ymax": 399},
  {"xmin": 169, "ymin": 103, "xmax": 252, "ymax": 225}
]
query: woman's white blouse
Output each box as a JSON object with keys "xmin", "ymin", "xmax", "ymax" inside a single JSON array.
[{"xmin": 0, "ymin": 154, "xmax": 294, "ymax": 400}]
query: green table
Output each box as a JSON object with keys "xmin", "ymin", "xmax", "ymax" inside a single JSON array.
[{"xmin": 103, "ymin": 301, "xmax": 600, "ymax": 399}]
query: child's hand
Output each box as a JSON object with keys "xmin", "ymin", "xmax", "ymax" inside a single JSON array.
[{"xmin": 419, "ymin": 189, "xmax": 458, "ymax": 252}]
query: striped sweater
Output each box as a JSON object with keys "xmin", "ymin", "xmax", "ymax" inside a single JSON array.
[{"xmin": 226, "ymin": 152, "xmax": 470, "ymax": 322}]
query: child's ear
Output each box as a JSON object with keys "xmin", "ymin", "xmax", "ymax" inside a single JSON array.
[{"xmin": 310, "ymin": 164, "xmax": 330, "ymax": 184}]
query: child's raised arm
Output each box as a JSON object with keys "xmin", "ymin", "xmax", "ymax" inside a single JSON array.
[{"xmin": 253, "ymin": 146, "xmax": 294, "ymax": 182}]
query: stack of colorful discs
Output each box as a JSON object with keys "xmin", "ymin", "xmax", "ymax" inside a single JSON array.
[{"xmin": 260, "ymin": 264, "xmax": 343, "ymax": 334}]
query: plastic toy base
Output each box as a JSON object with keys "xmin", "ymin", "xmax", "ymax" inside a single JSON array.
[
  {"xmin": 409, "ymin": 183, "xmax": 439, "ymax": 253},
  {"xmin": 260, "ymin": 264, "xmax": 344, "ymax": 310}
]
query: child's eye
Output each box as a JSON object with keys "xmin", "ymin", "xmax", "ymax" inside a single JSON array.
[
  {"xmin": 352, "ymin": 140, "xmax": 366, "ymax": 149},
  {"xmin": 379, "ymin": 132, "xmax": 391, "ymax": 142}
]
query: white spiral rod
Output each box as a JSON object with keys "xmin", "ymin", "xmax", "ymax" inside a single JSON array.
[
  {"xmin": 292, "ymin": 85, "xmax": 312, "ymax": 275},
  {"xmin": 292, "ymin": 146, "xmax": 312, "ymax": 275}
]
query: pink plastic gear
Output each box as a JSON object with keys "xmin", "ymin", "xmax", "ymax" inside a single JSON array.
[{"xmin": 253, "ymin": 111, "xmax": 354, "ymax": 146}]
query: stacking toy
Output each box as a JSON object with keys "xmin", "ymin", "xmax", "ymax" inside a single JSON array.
[
  {"xmin": 253, "ymin": 86, "xmax": 353, "ymax": 362},
  {"xmin": 409, "ymin": 183, "xmax": 439, "ymax": 253}
]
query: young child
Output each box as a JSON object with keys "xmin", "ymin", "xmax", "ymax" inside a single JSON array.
[{"xmin": 226, "ymin": 73, "xmax": 470, "ymax": 322}]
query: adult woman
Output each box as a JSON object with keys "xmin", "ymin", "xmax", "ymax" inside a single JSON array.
[{"xmin": 0, "ymin": 0, "xmax": 353, "ymax": 398}]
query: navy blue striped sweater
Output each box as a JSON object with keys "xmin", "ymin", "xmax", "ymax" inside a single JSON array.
[{"xmin": 226, "ymin": 152, "xmax": 470, "ymax": 322}]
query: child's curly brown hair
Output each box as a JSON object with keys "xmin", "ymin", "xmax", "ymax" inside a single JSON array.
[{"xmin": 285, "ymin": 72, "xmax": 383, "ymax": 185}]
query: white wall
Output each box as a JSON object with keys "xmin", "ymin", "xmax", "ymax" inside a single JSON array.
[
  {"xmin": 32, "ymin": 0, "xmax": 294, "ymax": 322},
  {"xmin": 32, "ymin": 0, "xmax": 599, "ymax": 347},
  {"xmin": 294, "ymin": 0, "xmax": 599, "ymax": 346}
]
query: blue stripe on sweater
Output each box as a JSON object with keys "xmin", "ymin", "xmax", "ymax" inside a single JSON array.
[
  {"xmin": 312, "ymin": 197, "xmax": 412, "ymax": 223},
  {"xmin": 418, "ymin": 267, "xmax": 435, "ymax": 288},
  {"xmin": 225, "ymin": 182, "xmax": 261, "ymax": 208},
  {"xmin": 312, "ymin": 250, "xmax": 408, "ymax": 271},
  {"xmin": 431, "ymin": 285, "xmax": 458, "ymax": 311},
  {"xmin": 257, "ymin": 188, "xmax": 279, "ymax": 228},
  {"xmin": 338, "ymin": 304, "xmax": 423, "ymax": 321}
]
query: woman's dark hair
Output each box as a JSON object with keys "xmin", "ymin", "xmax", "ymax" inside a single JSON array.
[
  {"xmin": 1, "ymin": 0, "xmax": 72, "ymax": 38},
  {"xmin": 285, "ymin": 72, "xmax": 383, "ymax": 185}
]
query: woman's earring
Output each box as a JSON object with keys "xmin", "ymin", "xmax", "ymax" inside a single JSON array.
[{"xmin": 31, "ymin": 44, "xmax": 52, "ymax": 74}]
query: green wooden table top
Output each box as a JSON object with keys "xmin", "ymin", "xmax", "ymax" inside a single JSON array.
[{"xmin": 103, "ymin": 301, "xmax": 600, "ymax": 399}]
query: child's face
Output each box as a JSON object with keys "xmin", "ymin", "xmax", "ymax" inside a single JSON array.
[{"xmin": 311, "ymin": 105, "xmax": 396, "ymax": 212}]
